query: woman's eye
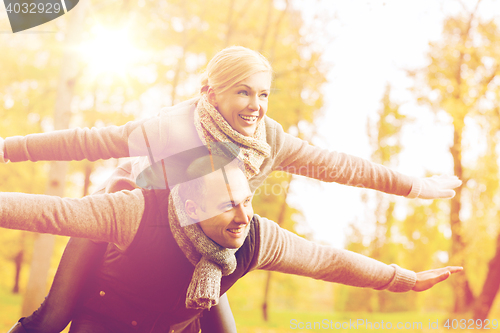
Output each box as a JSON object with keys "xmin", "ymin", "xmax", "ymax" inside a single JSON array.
[
  {"xmin": 260, "ymin": 93, "xmax": 268, "ymax": 98},
  {"xmin": 238, "ymin": 90, "xmax": 248, "ymax": 96}
]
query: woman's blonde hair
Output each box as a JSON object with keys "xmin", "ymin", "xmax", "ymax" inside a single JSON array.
[{"xmin": 200, "ymin": 46, "xmax": 273, "ymax": 95}]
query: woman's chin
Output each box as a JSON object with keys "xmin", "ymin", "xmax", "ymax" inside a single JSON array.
[
  {"xmin": 235, "ymin": 122, "xmax": 258, "ymax": 136},
  {"xmin": 233, "ymin": 117, "xmax": 259, "ymax": 137},
  {"xmin": 238, "ymin": 127, "xmax": 256, "ymax": 137}
]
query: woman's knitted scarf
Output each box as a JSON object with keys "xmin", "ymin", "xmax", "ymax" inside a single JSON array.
[
  {"xmin": 194, "ymin": 94, "xmax": 271, "ymax": 179},
  {"xmin": 168, "ymin": 185, "xmax": 242, "ymax": 310}
]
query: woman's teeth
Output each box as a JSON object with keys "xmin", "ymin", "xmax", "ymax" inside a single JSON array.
[{"xmin": 239, "ymin": 115, "xmax": 258, "ymax": 122}]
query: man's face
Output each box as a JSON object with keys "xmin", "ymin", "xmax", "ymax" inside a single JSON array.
[{"xmin": 193, "ymin": 165, "xmax": 254, "ymax": 249}]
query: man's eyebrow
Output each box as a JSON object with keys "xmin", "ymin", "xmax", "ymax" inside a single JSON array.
[
  {"xmin": 218, "ymin": 195, "xmax": 252, "ymax": 209},
  {"xmin": 218, "ymin": 200, "xmax": 236, "ymax": 209}
]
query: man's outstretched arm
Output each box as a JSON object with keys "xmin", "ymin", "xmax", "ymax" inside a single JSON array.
[
  {"xmin": 254, "ymin": 215, "xmax": 461, "ymax": 292},
  {"xmin": 0, "ymin": 189, "xmax": 144, "ymax": 248}
]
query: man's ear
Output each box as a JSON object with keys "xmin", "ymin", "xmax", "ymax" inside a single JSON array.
[
  {"xmin": 185, "ymin": 199, "xmax": 200, "ymax": 221},
  {"xmin": 207, "ymin": 87, "xmax": 218, "ymax": 108}
]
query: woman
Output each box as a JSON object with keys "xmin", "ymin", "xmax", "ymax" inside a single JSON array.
[{"xmin": 2, "ymin": 46, "xmax": 461, "ymax": 332}]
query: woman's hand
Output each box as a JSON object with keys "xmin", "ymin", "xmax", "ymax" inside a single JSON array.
[
  {"xmin": 409, "ymin": 175, "xmax": 462, "ymax": 199},
  {"xmin": 412, "ymin": 266, "xmax": 463, "ymax": 292}
]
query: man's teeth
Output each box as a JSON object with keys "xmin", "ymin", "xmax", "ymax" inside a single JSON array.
[
  {"xmin": 228, "ymin": 227, "xmax": 245, "ymax": 234},
  {"xmin": 239, "ymin": 115, "xmax": 258, "ymax": 122}
]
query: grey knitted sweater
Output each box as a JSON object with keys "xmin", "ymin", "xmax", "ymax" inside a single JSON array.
[
  {"xmin": 0, "ymin": 189, "xmax": 416, "ymax": 292},
  {"xmin": 0, "ymin": 99, "xmax": 418, "ymax": 291},
  {"xmin": 2, "ymin": 98, "xmax": 419, "ymax": 196}
]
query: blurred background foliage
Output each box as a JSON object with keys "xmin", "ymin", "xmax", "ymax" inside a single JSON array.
[{"xmin": 1, "ymin": 0, "xmax": 500, "ymax": 331}]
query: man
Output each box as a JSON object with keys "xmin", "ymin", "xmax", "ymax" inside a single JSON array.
[{"xmin": 2, "ymin": 149, "xmax": 462, "ymax": 332}]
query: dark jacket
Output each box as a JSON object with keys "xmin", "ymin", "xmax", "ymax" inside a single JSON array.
[{"xmin": 77, "ymin": 189, "xmax": 260, "ymax": 333}]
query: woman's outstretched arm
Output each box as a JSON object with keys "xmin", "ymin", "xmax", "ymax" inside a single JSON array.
[{"xmin": 267, "ymin": 118, "xmax": 461, "ymax": 199}]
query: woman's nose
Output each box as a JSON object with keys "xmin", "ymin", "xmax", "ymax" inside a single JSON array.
[{"xmin": 248, "ymin": 95, "xmax": 259, "ymax": 111}]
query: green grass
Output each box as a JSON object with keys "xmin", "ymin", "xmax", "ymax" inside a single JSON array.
[
  {"xmin": 233, "ymin": 309, "xmax": 480, "ymax": 333},
  {"xmin": 0, "ymin": 287, "xmax": 70, "ymax": 332},
  {"xmin": 0, "ymin": 289, "xmax": 482, "ymax": 333},
  {"xmin": 0, "ymin": 286, "xmax": 22, "ymax": 332}
]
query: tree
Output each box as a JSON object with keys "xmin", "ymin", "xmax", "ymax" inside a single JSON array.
[
  {"xmin": 472, "ymin": 128, "xmax": 500, "ymax": 320},
  {"xmin": 470, "ymin": 93, "xmax": 500, "ymax": 320},
  {"xmin": 1, "ymin": 0, "xmax": 328, "ymax": 322},
  {"xmin": 366, "ymin": 85, "xmax": 412, "ymax": 312},
  {"xmin": 342, "ymin": 84, "xmax": 418, "ymax": 312},
  {"xmin": 410, "ymin": 0, "xmax": 500, "ymax": 313},
  {"xmin": 21, "ymin": 1, "xmax": 89, "ymax": 316}
]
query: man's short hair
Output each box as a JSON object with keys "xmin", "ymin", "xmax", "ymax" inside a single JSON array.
[{"xmin": 178, "ymin": 154, "xmax": 244, "ymax": 210}]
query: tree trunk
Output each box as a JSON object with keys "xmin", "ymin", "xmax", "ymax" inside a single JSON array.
[
  {"xmin": 258, "ymin": 0, "xmax": 274, "ymax": 52},
  {"xmin": 268, "ymin": 0, "xmax": 288, "ymax": 63},
  {"xmin": 447, "ymin": 5, "xmax": 484, "ymax": 312},
  {"xmin": 12, "ymin": 250, "xmax": 24, "ymax": 294},
  {"xmin": 449, "ymin": 124, "xmax": 474, "ymax": 313},
  {"xmin": 21, "ymin": 2, "xmax": 87, "ymax": 316},
  {"xmin": 261, "ymin": 175, "xmax": 292, "ymax": 321},
  {"xmin": 82, "ymin": 161, "xmax": 93, "ymax": 197},
  {"xmin": 473, "ymin": 232, "xmax": 500, "ymax": 320},
  {"xmin": 223, "ymin": 0, "xmax": 235, "ymax": 47},
  {"xmin": 262, "ymin": 271, "xmax": 272, "ymax": 322}
]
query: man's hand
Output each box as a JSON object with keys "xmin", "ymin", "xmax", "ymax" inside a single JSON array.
[
  {"xmin": 412, "ymin": 266, "xmax": 463, "ymax": 292},
  {"xmin": 0, "ymin": 136, "xmax": 8, "ymax": 164},
  {"xmin": 410, "ymin": 175, "xmax": 462, "ymax": 199}
]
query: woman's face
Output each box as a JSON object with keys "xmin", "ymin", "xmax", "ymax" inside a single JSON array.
[{"xmin": 208, "ymin": 71, "xmax": 271, "ymax": 137}]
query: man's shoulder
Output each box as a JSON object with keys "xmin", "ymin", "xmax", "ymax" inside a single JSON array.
[{"xmin": 251, "ymin": 214, "xmax": 279, "ymax": 234}]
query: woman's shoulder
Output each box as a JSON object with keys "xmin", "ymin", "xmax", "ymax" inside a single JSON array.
[
  {"xmin": 264, "ymin": 115, "xmax": 280, "ymax": 128},
  {"xmin": 264, "ymin": 116, "xmax": 286, "ymax": 146},
  {"xmin": 158, "ymin": 97, "xmax": 199, "ymax": 118}
]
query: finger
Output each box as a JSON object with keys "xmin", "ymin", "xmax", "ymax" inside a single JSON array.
[
  {"xmin": 422, "ymin": 271, "xmax": 450, "ymax": 291},
  {"xmin": 420, "ymin": 266, "xmax": 463, "ymax": 276},
  {"xmin": 435, "ymin": 178, "xmax": 462, "ymax": 189},
  {"xmin": 436, "ymin": 271, "xmax": 451, "ymax": 283},
  {"xmin": 446, "ymin": 266, "xmax": 463, "ymax": 274},
  {"xmin": 428, "ymin": 267, "xmax": 462, "ymax": 279},
  {"xmin": 442, "ymin": 175, "xmax": 459, "ymax": 179},
  {"xmin": 436, "ymin": 189, "xmax": 456, "ymax": 199},
  {"xmin": 443, "ymin": 179, "xmax": 463, "ymax": 188},
  {"xmin": 431, "ymin": 175, "xmax": 462, "ymax": 187},
  {"xmin": 433, "ymin": 175, "xmax": 459, "ymax": 181}
]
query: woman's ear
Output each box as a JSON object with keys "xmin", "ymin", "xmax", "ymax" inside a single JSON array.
[
  {"xmin": 185, "ymin": 199, "xmax": 200, "ymax": 221},
  {"xmin": 207, "ymin": 87, "xmax": 218, "ymax": 108}
]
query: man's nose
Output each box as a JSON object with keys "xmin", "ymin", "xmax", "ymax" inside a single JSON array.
[{"xmin": 234, "ymin": 203, "xmax": 250, "ymax": 224}]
